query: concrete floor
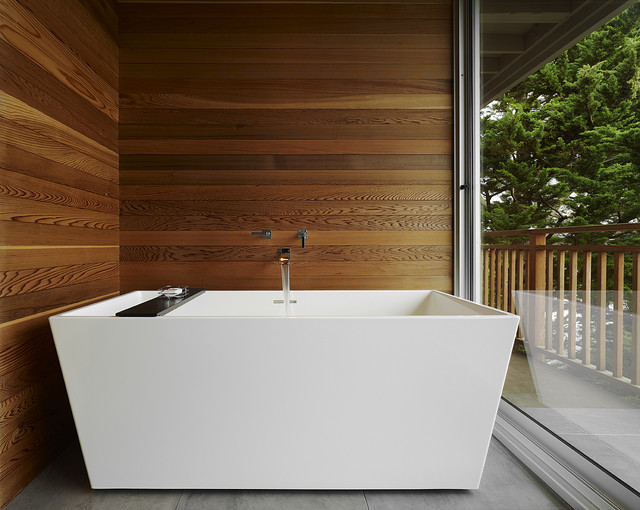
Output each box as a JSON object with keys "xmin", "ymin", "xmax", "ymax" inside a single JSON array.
[{"xmin": 7, "ymin": 437, "xmax": 568, "ymax": 510}]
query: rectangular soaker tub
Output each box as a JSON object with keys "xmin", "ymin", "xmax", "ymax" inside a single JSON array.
[{"xmin": 49, "ymin": 290, "xmax": 519, "ymax": 490}]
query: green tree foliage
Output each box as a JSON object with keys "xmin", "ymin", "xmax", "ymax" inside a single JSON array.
[{"xmin": 482, "ymin": 3, "xmax": 640, "ymax": 245}]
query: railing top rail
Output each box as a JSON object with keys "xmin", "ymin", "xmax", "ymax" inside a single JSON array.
[
  {"xmin": 483, "ymin": 244, "xmax": 640, "ymax": 252},
  {"xmin": 484, "ymin": 223, "xmax": 640, "ymax": 237}
]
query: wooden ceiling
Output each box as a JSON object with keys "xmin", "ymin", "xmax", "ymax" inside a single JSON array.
[{"xmin": 482, "ymin": 0, "xmax": 638, "ymax": 104}]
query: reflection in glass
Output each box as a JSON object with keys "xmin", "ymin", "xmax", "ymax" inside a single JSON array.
[{"xmin": 512, "ymin": 290, "xmax": 640, "ymax": 491}]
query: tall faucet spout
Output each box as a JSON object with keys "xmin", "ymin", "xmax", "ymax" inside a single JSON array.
[{"xmin": 279, "ymin": 248, "xmax": 291, "ymax": 316}]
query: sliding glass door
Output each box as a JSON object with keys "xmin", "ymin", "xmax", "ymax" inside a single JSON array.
[{"xmin": 478, "ymin": 0, "xmax": 640, "ymax": 503}]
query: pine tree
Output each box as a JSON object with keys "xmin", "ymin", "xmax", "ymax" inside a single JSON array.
[{"xmin": 482, "ymin": 3, "xmax": 640, "ymax": 243}]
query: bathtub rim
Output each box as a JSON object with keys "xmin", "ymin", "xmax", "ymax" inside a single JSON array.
[{"xmin": 51, "ymin": 289, "xmax": 517, "ymax": 319}]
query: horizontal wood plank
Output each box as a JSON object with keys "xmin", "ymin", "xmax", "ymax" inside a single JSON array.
[
  {"xmin": 120, "ymin": 260, "xmax": 451, "ymax": 277},
  {"xmin": 120, "ymin": 48, "xmax": 450, "ymax": 64},
  {"xmin": 0, "ymin": 196, "xmax": 119, "ymax": 231},
  {"xmin": 120, "ymin": 63, "xmax": 451, "ymax": 80},
  {"xmin": 118, "ymin": 2, "xmax": 451, "ymax": 20},
  {"xmin": 0, "ymin": 222, "xmax": 119, "ymax": 246},
  {"xmin": 0, "ymin": 246, "xmax": 119, "ymax": 272},
  {"xmin": 121, "ymin": 214, "xmax": 451, "ymax": 231},
  {"xmin": 120, "ymin": 184, "xmax": 452, "ymax": 201},
  {"xmin": 120, "ymin": 200, "xmax": 452, "ymax": 216},
  {"xmin": 119, "ymin": 230, "xmax": 453, "ymax": 247},
  {"xmin": 119, "ymin": 17, "xmax": 451, "ymax": 35},
  {"xmin": 120, "ymin": 170, "xmax": 452, "ymax": 186},
  {"xmin": 0, "ymin": 262, "xmax": 118, "ymax": 298},
  {"xmin": 120, "ymin": 154, "xmax": 452, "ymax": 171},
  {"xmin": 119, "ymin": 108, "xmax": 452, "ymax": 126},
  {"xmin": 119, "ymin": 124, "xmax": 452, "ymax": 140},
  {"xmin": 119, "ymin": 139, "xmax": 452, "ymax": 155},
  {"xmin": 121, "ymin": 245, "xmax": 452, "ymax": 263},
  {"xmin": 120, "ymin": 93, "xmax": 450, "ymax": 110},
  {"xmin": 120, "ymin": 275, "xmax": 453, "ymax": 293},
  {"xmin": 118, "ymin": 33, "xmax": 451, "ymax": 50},
  {"xmin": 1, "ymin": 170, "xmax": 118, "ymax": 215}
]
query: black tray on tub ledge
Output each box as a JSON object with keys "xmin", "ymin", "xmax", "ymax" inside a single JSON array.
[{"xmin": 116, "ymin": 288, "xmax": 206, "ymax": 317}]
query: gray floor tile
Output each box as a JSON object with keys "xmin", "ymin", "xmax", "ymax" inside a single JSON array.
[
  {"xmin": 88, "ymin": 490, "xmax": 182, "ymax": 510},
  {"xmin": 176, "ymin": 490, "xmax": 368, "ymax": 510},
  {"xmin": 7, "ymin": 438, "xmax": 567, "ymax": 510},
  {"xmin": 6, "ymin": 447, "xmax": 92, "ymax": 510}
]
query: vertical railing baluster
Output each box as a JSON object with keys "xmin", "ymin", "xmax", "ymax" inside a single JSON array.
[
  {"xmin": 490, "ymin": 248, "xmax": 496, "ymax": 308},
  {"xmin": 568, "ymin": 250, "xmax": 578, "ymax": 359},
  {"xmin": 582, "ymin": 251, "xmax": 592, "ymax": 366},
  {"xmin": 546, "ymin": 250, "xmax": 554, "ymax": 350},
  {"xmin": 632, "ymin": 251, "xmax": 640, "ymax": 385},
  {"xmin": 497, "ymin": 250, "xmax": 503, "ymax": 310},
  {"xmin": 503, "ymin": 249, "xmax": 509, "ymax": 312},
  {"xmin": 557, "ymin": 250, "xmax": 566, "ymax": 356},
  {"xmin": 596, "ymin": 252, "xmax": 607, "ymax": 371},
  {"xmin": 518, "ymin": 250, "xmax": 525, "ymax": 295},
  {"xmin": 483, "ymin": 248, "xmax": 490, "ymax": 306},
  {"xmin": 613, "ymin": 252, "xmax": 625, "ymax": 378}
]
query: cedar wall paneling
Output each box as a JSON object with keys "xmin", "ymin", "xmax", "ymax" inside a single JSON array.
[
  {"xmin": 119, "ymin": 0, "xmax": 453, "ymax": 292},
  {"xmin": 0, "ymin": 0, "xmax": 118, "ymax": 506}
]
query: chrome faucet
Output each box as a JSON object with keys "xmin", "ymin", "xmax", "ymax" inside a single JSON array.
[
  {"xmin": 278, "ymin": 249, "xmax": 291, "ymax": 315},
  {"xmin": 279, "ymin": 248, "xmax": 290, "ymax": 264}
]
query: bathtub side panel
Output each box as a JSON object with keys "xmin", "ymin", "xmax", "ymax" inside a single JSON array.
[{"xmin": 50, "ymin": 314, "xmax": 518, "ymax": 489}]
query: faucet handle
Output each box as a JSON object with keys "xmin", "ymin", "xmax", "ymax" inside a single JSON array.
[
  {"xmin": 298, "ymin": 230, "xmax": 308, "ymax": 248},
  {"xmin": 251, "ymin": 229, "xmax": 272, "ymax": 239}
]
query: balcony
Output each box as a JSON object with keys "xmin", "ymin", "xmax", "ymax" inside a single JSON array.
[{"xmin": 484, "ymin": 223, "xmax": 640, "ymax": 493}]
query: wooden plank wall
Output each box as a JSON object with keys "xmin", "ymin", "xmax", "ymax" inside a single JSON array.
[
  {"xmin": 119, "ymin": 0, "xmax": 453, "ymax": 292},
  {"xmin": 0, "ymin": 0, "xmax": 118, "ymax": 506}
]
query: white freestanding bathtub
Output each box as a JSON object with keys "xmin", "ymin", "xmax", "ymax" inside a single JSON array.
[{"xmin": 49, "ymin": 290, "xmax": 519, "ymax": 490}]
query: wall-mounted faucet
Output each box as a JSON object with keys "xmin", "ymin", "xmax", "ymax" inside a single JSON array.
[{"xmin": 279, "ymin": 248, "xmax": 291, "ymax": 264}]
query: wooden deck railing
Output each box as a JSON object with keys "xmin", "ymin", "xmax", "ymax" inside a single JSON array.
[{"xmin": 483, "ymin": 224, "xmax": 640, "ymax": 388}]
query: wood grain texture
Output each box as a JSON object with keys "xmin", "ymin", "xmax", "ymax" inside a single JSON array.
[
  {"xmin": 120, "ymin": 200, "xmax": 452, "ymax": 215},
  {"xmin": 120, "ymin": 154, "xmax": 452, "ymax": 170},
  {"xmin": 119, "ymin": 230, "xmax": 452, "ymax": 246},
  {"xmin": 120, "ymin": 0, "xmax": 453, "ymax": 293},
  {"xmin": 119, "ymin": 17, "xmax": 451, "ymax": 35},
  {"xmin": 1, "ymin": 170, "xmax": 118, "ymax": 215},
  {"xmin": 118, "ymin": 2, "xmax": 451, "ymax": 19},
  {"xmin": 0, "ymin": 0, "xmax": 118, "ymax": 505},
  {"xmin": 0, "ymin": 0, "xmax": 118, "ymax": 122},
  {"xmin": 1, "ymin": 145, "xmax": 118, "ymax": 200},
  {"xmin": 119, "ymin": 33, "xmax": 450, "ymax": 50},
  {"xmin": 120, "ymin": 184, "xmax": 452, "ymax": 201},
  {"xmin": 0, "ymin": 40, "xmax": 118, "ymax": 152}
]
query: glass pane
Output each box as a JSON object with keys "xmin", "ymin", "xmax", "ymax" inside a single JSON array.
[{"xmin": 481, "ymin": 0, "xmax": 640, "ymax": 493}]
